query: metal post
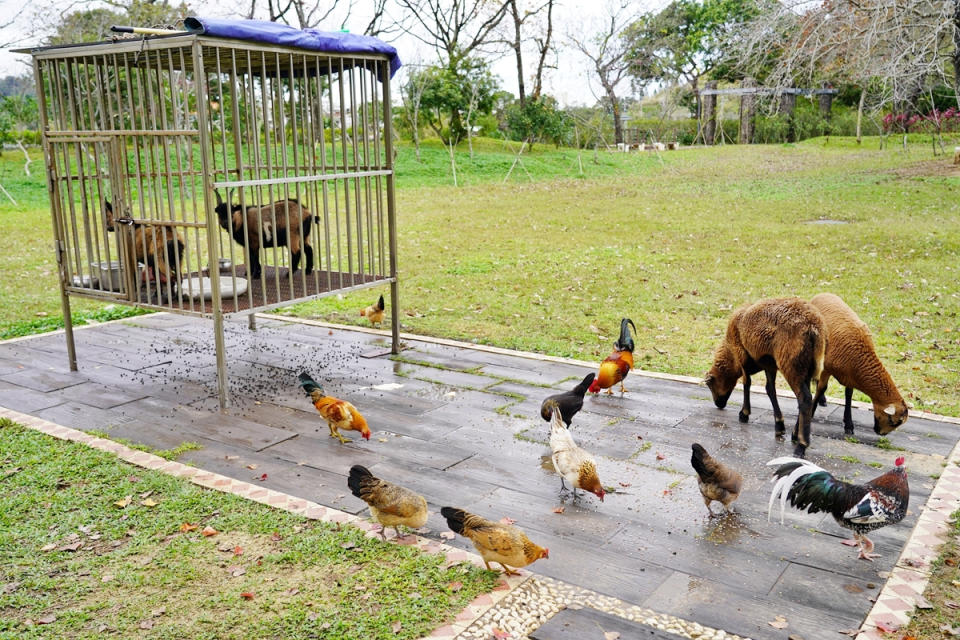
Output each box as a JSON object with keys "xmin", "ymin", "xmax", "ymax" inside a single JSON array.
[
  {"xmin": 248, "ymin": 313, "xmax": 257, "ymax": 330},
  {"xmin": 193, "ymin": 40, "xmax": 230, "ymax": 409},
  {"xmin": 381, "ymin": 59, "xmax": 400, "ymax": 353},
  {"xmin": 34, "ymin": 59, "xmax": 78, "ymax": 371}
]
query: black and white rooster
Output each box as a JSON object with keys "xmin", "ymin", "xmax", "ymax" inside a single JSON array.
[{"xmin": 767, "ymin": 456, "xmax": 909, "ymax": 561}]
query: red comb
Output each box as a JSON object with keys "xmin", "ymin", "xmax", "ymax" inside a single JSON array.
[{"xmin": 895, "ymin": 456, "xmax": 905, "ymax": 467}]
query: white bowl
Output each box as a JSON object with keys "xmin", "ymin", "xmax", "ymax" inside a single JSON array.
[{"xmin": 180, "ymin": 276, "xmax": 248, "ymax": 301}]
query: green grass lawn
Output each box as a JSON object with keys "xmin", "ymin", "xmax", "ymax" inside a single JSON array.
[
  {"xmin": 2, "ymin": 137, "xmax": 959, "ymax": 415},
  {"xmin": 0, "ymin": 419, "xmax": 497, "ymax": 639}
]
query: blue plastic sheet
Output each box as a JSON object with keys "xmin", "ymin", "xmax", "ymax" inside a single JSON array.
[{"xmin": 184, "ymin": 17, "xmax": 401, "ymax": 78}]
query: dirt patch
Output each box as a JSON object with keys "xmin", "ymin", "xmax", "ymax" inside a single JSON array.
[{"xmin": 890, "ymin": 158, "xmax": 960, "ymax": 179}]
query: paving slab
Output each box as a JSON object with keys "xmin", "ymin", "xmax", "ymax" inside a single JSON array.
[
  {"xmin": 0, "ymin": 313, "xmax": 957, "ymax": 640},
  {"xmin": 530, "ymin": 606, "xmax": 677, "ymax": 639}
]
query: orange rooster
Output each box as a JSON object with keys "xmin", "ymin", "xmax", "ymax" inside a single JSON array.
[
  {"xmin": 298, "ymin": 372, "xmax": 371, "ymax": 443},
  {"xmin": 589, "ymin": 318, "xmax": 637, "ymax": 394},
  {"xmin": 361, "ymin": 294, "xmax": 386, "ymax": 328}
]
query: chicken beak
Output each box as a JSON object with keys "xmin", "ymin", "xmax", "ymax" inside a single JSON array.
[
  {"xmin": 363, "ymin": 431, "xmax": 371, "ymax": 440},
  {"xmin": 597, "ymin": 489, "xmax": 605, "ymax": 502}
]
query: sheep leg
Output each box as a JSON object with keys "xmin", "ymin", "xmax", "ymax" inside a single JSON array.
[
  {"xmin": 791, "ymin": 380, "xmax": 814, "ymax": 458},
  {"xmin": 842, "ymin": 386, "xmax": 856, "ymax": 435},
  {"xmin": 304, "ymin": 243, "xmax": 314, "ymax": 275},
  {"xmin": 249, "ymin": 249, "xmax": 262, "ymax": 280},
  {"xmin": 738, "ymin": 373, "xmax": 751, "ymax": 423},
  {"xmin": 291, "ymin": 248, "xmax": 302, "ymax": 272},
  {"xmin": 811, "ymin": 375, "xmax": 829, "ymax": 417},
  {"xmin": 763, "ymin": 368, "xmax": 786, "ymax": 436}
]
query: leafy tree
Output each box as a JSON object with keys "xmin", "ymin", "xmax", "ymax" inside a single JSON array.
[
  {"xmin": 504, "ymin": 95, "xmax": 569, "ymax": 147},
  {"xmin": 48, "ymin": 0, "xmax": 189, "ymax": 45},
  {"xmin": 418, "ymin": 57, "xmax": 500, "ymax": 145},
  {"xmin": 624, "ymin": 0, "xmax": 757, "ymax": 120}
]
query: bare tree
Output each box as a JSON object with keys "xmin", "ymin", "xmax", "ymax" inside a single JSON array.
[
  {"xmin": 733, "ymin": 0, "xmax": 958, "ymax": 130},
  {"xmin": 396, "ymin": 0, "xmax": 509, "ymax": 64},
  {"xmin": 400, "ymin": 62, "xmax": 430, "ymax": 161},
  {"xmin": 503, "ymin": 0, "xmax": 556, "ymax": 105},
  {"xmin": 568, "ymin": 1, "xmax": 636, "ymax": 145}
]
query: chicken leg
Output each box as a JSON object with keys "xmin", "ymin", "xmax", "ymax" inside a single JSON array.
[{"xmin": 328, "ymin": 422, "xmax": 348, "ymax": 444}]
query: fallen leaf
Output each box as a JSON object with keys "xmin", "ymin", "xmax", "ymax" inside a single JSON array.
[
  {"xmin": 492, "ymin": 628, "xmax": 510, "ymax": 639},
  {"xmin": 618, "ymin": 481, "xmax": 632, "ymax": 487},
  {"xmin": 377, "ymin": 438, "xmax": 389, "ymax": 443},
  {"xmin": 914, "ymin": 594, "xmax": 934, "ymax": 609},
  {"xmin": 232, "ymin": 546, "xmax": 244, "ymax": 556},
  {"xmin": 656, "ymin": 453, "xmax": 665, "ymax": 461},
  {"xmin": 604, "ymin": 633, "xmax": 621, "ymax": 640},
  {"xmin": 3, "ymin": 467, "xmax": 21, "ymax": 477},
  {"xmin": 180, "ymin": 522, "xmax": 198, "ymax": 532},
  {"xmin": 768, "ymin": 615, "xmax": 788, "ymax": 630},
  {"xmin": 341, "ymin": 542, "xmax": 357, "ymax": 550},
  {"xmin": 391, "ymin": 621, "xmax": 402, "ymax": 634},
  {"xmin": 37, "ymin": 614, "xmax": 56, "ymax": 625},
  {"xmin": 101, "ymin": 574, "xmax": 114, "ymax": 583},
  {"xmin": 225, "ymin": 455, "xmax": 239, "ymax": 461},
  {"xmin": 945, "ymin": 601, "xmax": 960, "ymax": 609},
  {"xmin": 127, "ymin": 475, "xmax": 140, "ymax": 483},
  {"xmin": 40, "ymin": 543, "xmax": 56, "ymax": 552},
  {"xmin": 139, "ymin": 619, "xmax": 154, "ymax": 630},
  {"xmin": 228, "ymin": 566, "xmax": 246, "ymax": 577},
  {"xmin": 875, "ymin": 620, "xmax": 899, "ymax": 633},
  {"xmin": 140, "ymin": 498, "xmax": 158, "ymax": 507},
  {"xmin": 286, "ymin": 588, "xmax": 300, "ymax": 596},
  {"xmin": 447, "ymin": 581, "xmax": 463, "ymax": 592},
  {"xmin": 439, "ymin": 531, "xmax": 455, "ymax": 540},
  {"xmin": 246, "ymin": 464, "xmax": 258, "ymax": 470},
  {"xmin": 114, "ymin": 495, "xmax": 132, "ymax": 509},
  {"xmin": 201, "ymin": 526, "xmax": 218, "ymax": 537},
  {"xmin": 941, "ymin": 624, "xmax": 960, "ymax": 637},
  {"xmin": 255, "ymin": 473, "xmax": 268, "ymax": 481},
  {"xmin": 552, "ymin": 506, "xmax": 565, "ymax": 514},
  {"xmin": 837, "ymin": 629, "xmax": 859, "ymax": 637},
  {"xmin": 842, "ymin": 583, "xmax": 863, "ymax": 594},
  {"xmin": 139, "ymin": 490, "xmax": 153, "ymax": 499},
  {"xmin": 499, "ymin": 517, "xmax": 517, "ymax": 525},
  {"xmin": 151, "ymin": 607, "xmax": 165, "ymax": 617},
  {"xmin": 240, "ymin": 592, "xmax": 255, "ymax": 600},
  {"xmin": 270, "ymin": 532, "xmax": 282, "ymax": 542},
  {"xmin": 58, "ymin": 541, "xmax": 82, "ymax": 552}
]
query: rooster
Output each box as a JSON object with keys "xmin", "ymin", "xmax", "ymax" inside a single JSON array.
[
  {"xmin": 298, "ymin": 372, "xmax": 371, "ymax": 444},
  {"xmin": 347, "ymin": 465, "xmax": 427, "ymax": 540},
  {"xmin": 768, "ymin": 456, "xmax": 908, "ymax": 561},
  {"xmin": 361, "ymin": 294, "xmax": 386, "ymax": 328},
  {"xmin": 440, "ymin": 507, "xmax": 548, "ymax": 576},
  {"xmin": 588, "ymin": 318, "xmax": 637, "ymax": 394},
  {"xmin": 540, "ymin": 373, "xmax": 595, "ymax": 426},
  {"xmin": 547, "ymin": 402, "xmax": 605, "ymax": 502},
  {"xmin": 691, "ymin": 443, "xmax": 742, "ymax": 516}
]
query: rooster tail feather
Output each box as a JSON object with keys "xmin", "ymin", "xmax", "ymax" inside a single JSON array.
[
  {"xmin": 616, "ymin": 318, "xmax": 636, "ymax": 352},
  {"xmin": 574, "ymin": 373, "xmax": 596, "ymax": 395},
  {"xmin": 347, "ymin": 465, "xmax": 374, "ymax": 498},
  {"xmin": 690, "ymin": 443, "xmax": 710, "ymax": 481},
  {"xmin": 767, "ymin": 457, "xmax": 824, "ymax": 524},
  {"xmin": 440, "ymin": 506, "xmax": 469, "ymax": 536},
  {"xmin": 376, "ymin": 294, "xmax": 385, "ymax": 311},
  {"xmin": 298, "ymin": 372, "xmax": 322, "ymax": 396}
]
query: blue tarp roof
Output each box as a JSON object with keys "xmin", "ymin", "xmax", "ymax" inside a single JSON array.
[{"xmin": 183, "ymin": 17, "xmax": 401, "ymax": 79}]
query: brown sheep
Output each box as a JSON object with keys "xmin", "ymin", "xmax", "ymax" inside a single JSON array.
[
  {"xmin": 214, "ymin": 190, "xmax": 315, "ymax": 280},
  {"xmin": 104, "ymin": 201, "xmax": 184, "ymax": 298},
  {"xmin": 808, "ymin": 293, "xmax": 908, "ymax": 436},
  {"xmin": 705, "ymin": 297, "xmax": 826, "ymax": 458}
]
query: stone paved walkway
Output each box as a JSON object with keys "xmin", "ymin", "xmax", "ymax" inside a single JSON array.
[{"xmin": 1, "ymin": 313, "xmax": 957, "ymax": 640}]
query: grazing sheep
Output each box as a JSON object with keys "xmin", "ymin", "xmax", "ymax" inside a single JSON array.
[
  {"xmin": 705, "ymin": 297, "xmax": 826, "ymax": 458},
  {"xmin": 809, "ymin": 292, "xmax": 908, "ymax": 436},
  {"xmin": 214, "ymin": 190, "xmax": 315, "ymax": 280},
  {"xmin": 104, "ymin": 201, "xmax": 184, "ymax": 299}
]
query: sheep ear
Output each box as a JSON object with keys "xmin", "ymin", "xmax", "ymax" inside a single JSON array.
[
  {"xmin": 883, "ymin": 404, "xmax": 896, "ymax": 416},
  {"xmin": 214, "ymin": 189, "xmax": 223, "ymax": 206}
]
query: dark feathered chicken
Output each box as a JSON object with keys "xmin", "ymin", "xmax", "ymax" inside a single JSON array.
[
  {"xmin": 691, "ymin": 443, "xmax": 742, "ymax": 515},
  {"xmin": 540, "ymin": 373, "xmax": 595, "ymax": 426},
  {"xmin": 768, "ymin": 456, "xmax": 908, "ymax": 561}
]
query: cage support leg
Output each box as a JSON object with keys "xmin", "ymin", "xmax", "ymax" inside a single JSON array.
[
  {"xmin": 248, "ymin": 313, "xmax": 257, "ymax": 331},
  {"xmin": 214, "ymin": 311, "xmax": 229, "ymax": 410},
  {"xmin": 60, "ymin": 287, "xmax": 77, "ymax": 372}
]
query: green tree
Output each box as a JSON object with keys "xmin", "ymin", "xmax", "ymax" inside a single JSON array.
[
  {"xmin": 49, "ymin": 0, "xmax": 190, "ymax": 45},
  {"xmin": 624, "ymin": 0, "xmax": 757, "ymax": 121},
  {"xmin": 505, "ymin": 96, "xmax": 569, "ymax": 148},
  {"xmin": 418, "ymin": 57, "xmax": 500, "ymax": 145}
]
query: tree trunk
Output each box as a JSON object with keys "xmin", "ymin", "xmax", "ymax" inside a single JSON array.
[
  {"xmin": 954, "ymin": 0, "xmax": 960, "ymax": 107},
  {"xmin": 606, "ymin": 84, "xmax": 623, "ymax": 145},
  {"xmin": 738, "ymin": 77, "xmax": 757, "ymax": 145},
  {"xmin": 509, "ymin": 0, "xmax": 526, "ymax": 106},
  {"xmin": 702, "ymin": 81, "xmax": 717, "ymax": 145},
  {"xmin": 856, "ymin": 87, "xmax": 865, "ymax": 145}
]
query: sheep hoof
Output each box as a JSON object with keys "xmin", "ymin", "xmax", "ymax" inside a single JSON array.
[
  {"xmin": 775, "ymin": 420, "xmax": 786, "ymax": 434},
  {"xmin": 792, "ymin": 445, "xmax": 807, "ymax": 458},
  {"xmin": 738, "ymin": 411, "xmax": 749, "ymax": 423},
  {"xmin": 843, "ymin": 423, "xmax": 855, "ymax": 435},
  {"xmin": 817, "ymin": 395, "xmax": 827, "ymax": 407}
]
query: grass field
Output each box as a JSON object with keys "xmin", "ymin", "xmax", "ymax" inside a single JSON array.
[
  {"xmin": 0, "ymin": 418, "xmax": 497, "ymax": 639},
  {"xmin": 1, "ymin": 137, "xmax": 959, "ymax": 416}
]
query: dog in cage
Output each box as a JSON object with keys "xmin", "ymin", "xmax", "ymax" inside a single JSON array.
[
  {"xmin": 104, "ymin": 201, "xmax": 185, "ymax": 302},
  {"xmin": 214, "ymin": 190, "xmax": 316, "ymax": 280}
]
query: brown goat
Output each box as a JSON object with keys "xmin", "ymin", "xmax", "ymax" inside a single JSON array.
[
  {"xmin": 705, "ymin": 297, "xmax": 826, "ymax": 458},
  {"xmin": 104, "ymin": 201, "xmax": 184, "ymax": 297},
  {"xmin": 809, "ymin": 293, "xmax": 908, "ymax": 436},
  {"xmin": 214, "ymin": 190, "xmax": 315, "ymax": 280}
]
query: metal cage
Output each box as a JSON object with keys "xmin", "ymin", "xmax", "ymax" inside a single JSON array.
[{"xmin": 29, "ymin": 32, "xmax": 399, "ymax": 407}]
